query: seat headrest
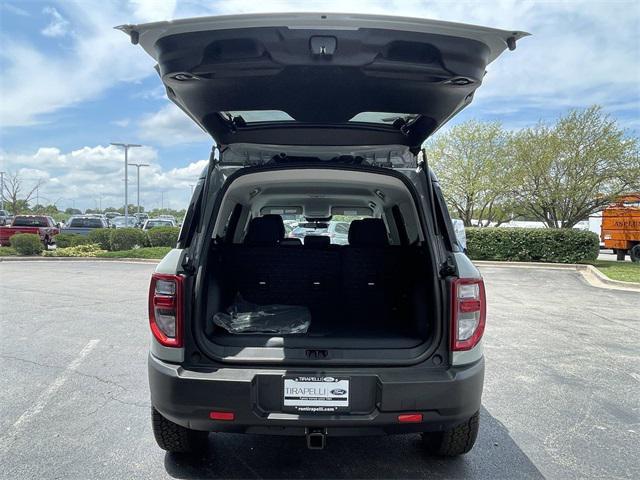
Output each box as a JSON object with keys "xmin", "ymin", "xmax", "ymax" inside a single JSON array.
[
  {"xmin": 348, "ymin": 219, "xmax": 388, "ymax": 246},
  {"xmin": 244, "ymin": 215, "xmax": 285, "ymax": 245},
  {"xmin": 280, "ymin": 238, "xmax": 302, "ymax": 246},
  {"xmin": 304, "ymin": 235, "xmax": 331, "ymax": 247}
]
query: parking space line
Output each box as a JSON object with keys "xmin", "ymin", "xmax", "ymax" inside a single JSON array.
[{"xmin": 1, "ymin": 339, "xmax": 100, "ymax": 449}]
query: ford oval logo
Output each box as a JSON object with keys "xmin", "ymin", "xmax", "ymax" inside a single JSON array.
[
  {"xmin": 323, "ymin": 377, "xmax": 335, "ymax": 382},
  {"xmin": 331, "ymin": 388, "xmax": 347, "ymax": 395}
]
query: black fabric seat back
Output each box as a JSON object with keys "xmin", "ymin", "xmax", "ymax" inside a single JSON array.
[
  {"xmin": 244, "ymin": 214, "xmax": 285, "ymax": 245},
  {"xmin": 342, "ymin": 219, "xmax": 393, "ymax": 327},
  {"xmin": 304, "ymin": 235, "xmax": 330, "ymax": 248},
  {"xmin": 348, "ymin": 218, "xmax": 389, "ymax": 247}
]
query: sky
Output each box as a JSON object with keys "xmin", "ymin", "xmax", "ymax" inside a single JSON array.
[{"xmin": 0, "ymin": 0, "xmax": 639, "ymax": 212}]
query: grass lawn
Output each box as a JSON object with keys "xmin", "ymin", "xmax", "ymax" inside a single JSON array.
[
  {"xmin": 589, "ymin": 260, "xmax": 640, "ymax": 283},
  {"xmin": 0, "ymin": 246, "xmax": 18, "ymax": 256},
  {"xmin": 96, "ymin": 247, "xmax": 171, "ymax": 259}
]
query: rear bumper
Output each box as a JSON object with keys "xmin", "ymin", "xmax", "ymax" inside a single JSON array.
[{"xmin": 149, "ymin": 353, "xmax": 484, "ymax": 435}]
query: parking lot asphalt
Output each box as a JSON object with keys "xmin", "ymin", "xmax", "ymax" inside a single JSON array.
[{"xmin": 1, "ymin": 261, "xmax": 638, "ymax": 479}]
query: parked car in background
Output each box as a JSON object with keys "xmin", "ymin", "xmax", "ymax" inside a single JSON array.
[
  {"xmin": 158, "ymin": 214, "xmax": 177, "ymax": 223},
  {"xmin": 135, "ymin": 213, "xmax": 150, "ymax": 224},
  {"xmin": 0, "ymin": 210, "xmax": 12, "ymax": 226},
  {"xmin": 142, "ymin": 218, "xmax": 177, "ymax": 230},
  {"xmin": 105, "ymin": 212, "xmax": 120, "ymax": 221},
  {"xmin": 60, "ymin": 215, "xmax": 109, "ymax": 236},
  {"xmin": 288, "ymin": 221, "xmax": 352, "ymax": 245},
  {"xmin": 289, "ymin": 222, "xmax": 329, "ymax": 241},
  {"xmin": 110, "ymin": 216, "xmax": 139, "ymax": 229},
  {"xmin": 0, "ymin": 215, "xmax": 59, "ymax": 246}
]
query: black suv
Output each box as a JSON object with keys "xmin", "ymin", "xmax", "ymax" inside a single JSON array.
[{"xmin": 121, "ymin": 13, "xmax": 526, "ymax": 456}]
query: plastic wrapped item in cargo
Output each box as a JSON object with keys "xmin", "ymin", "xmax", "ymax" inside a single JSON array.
[{"xmin": 213, "ymin": 294, "xmax": 311, "ymax": 334}]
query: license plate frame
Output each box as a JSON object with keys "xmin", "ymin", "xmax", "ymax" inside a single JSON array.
[{"xmin": 282, "ymin": 375, "xmax": 350, "ymax": 413}]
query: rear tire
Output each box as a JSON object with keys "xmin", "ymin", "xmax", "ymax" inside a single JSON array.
[
  {"xmin": 616, "ymin": 249, "xmax": 627, "ymax": 261},
  {"xmin": 630, "ymin": 245, "xmax": 640, "ymax": 263},
  {"xmin": 151, "ymin": 407, "xmax": 208, "ymax": 453},
  {"xmin": 421, "ymin": 411, "xmax": 479, "ymax": 456}
]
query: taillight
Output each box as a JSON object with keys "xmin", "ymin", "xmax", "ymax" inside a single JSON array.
[
  {"xmin": 149, "ymin": 273, "xmax": 184, "ymax": 348},
  {"xmin": 451, "ymin": 278, "xmax": 486, "ymax": 351}
]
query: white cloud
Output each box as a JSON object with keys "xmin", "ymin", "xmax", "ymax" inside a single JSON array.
[
  {"xmin": 0, "ymin": 0, "xmax": 172, "ymax": 127},
  {"xmin": 1, "ymin": 0, "xmax": 638, "ymax": 132},
  {"xmin": 41, "ymin": 7, "xmax": 71, "ymax": 38},
  {"xmin": 130, "ymin": 0, "xmax": 177, "ymax": 22},
  {"xmin": 137, "ymin": 103, "xmax": 210, "ymax": 146},
  {"xmin": 0, "ymin": 145, "xmax": 203, "ymax": 211}
]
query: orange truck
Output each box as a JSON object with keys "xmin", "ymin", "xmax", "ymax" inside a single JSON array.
[{"xmin": 601, "ymin": 193, "xmax": 640, "ymax": 262}]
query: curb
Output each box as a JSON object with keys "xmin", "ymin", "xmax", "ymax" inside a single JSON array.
[
  {"xmin": 474, "ymin": 260, "xmax": 640, "ymax": 292},
  {"xmin": 0, "ymin": 256, "xmax": 159, "ymax": 264}
]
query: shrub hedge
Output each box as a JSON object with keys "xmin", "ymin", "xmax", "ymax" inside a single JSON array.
[
  {"xmin": 465, "ymin": 227, "xmax": 599, "ymax": 264},
  {"xmin": 146, "ymin": 227, "xmax": 180, "ymax": 247},
  {"xmin": 109, "ymin": 228, "xmax": 148, "ymax": 251},
  {"xmin": 10, "ymin": 233, "xmax": 44, "ymax": 255},
  {"xmin": 87, "ymin": 229, "xmax": 112, "ymax": 250},
  {"xmin": 54, "ymin": 233, "xmax": 89, "ymax": 248}
]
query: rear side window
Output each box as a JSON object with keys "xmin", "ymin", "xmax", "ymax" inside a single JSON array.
[{"xmin": 13, "ymin": 217, "xmax": 48, "ymax": 227}]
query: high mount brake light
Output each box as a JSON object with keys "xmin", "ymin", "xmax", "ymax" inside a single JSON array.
[
  {"xmin": 149, "ymin": 273, "xmax": 184, "ymax": 348},
  {"xmin": 451, "ymin": 278, "xmax": 486, "ymax": 351}
]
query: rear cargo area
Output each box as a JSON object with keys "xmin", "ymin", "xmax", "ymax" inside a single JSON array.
[{"xmin": 203, "ymin": 218, "xmax": 433, "ymax": 350}]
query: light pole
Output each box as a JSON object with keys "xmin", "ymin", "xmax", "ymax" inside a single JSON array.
[
  {"xmin": 0, "ymin": 171, "xmax": 5, "ymax": 211},
  {"xmin": 110, "ymin": 143, "xmax": 142, "ymax": 226},
  {"xmin": 128, "ymin": 163, "xmax": 149, "ymax": 214}
]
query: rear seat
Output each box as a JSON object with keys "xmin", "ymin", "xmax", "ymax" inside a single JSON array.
[
  {"xmin": 221, "ymin": 216, "xmax": 417, "ymax": 332},
  {"xmin": 341, "ymin": 219, "xmax": 396, "ymax": 327},
  {"xmin": 222, "ymin": 216, "xmax": 339, "ymax": 322}
]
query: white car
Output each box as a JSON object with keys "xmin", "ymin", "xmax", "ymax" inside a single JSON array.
[{"xmin": 142, "ymin": 219, "xmax": 176, "ymax": 230}]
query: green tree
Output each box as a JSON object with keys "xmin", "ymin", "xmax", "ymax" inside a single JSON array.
[
  {"xmin": 33, "ymin": 204, "xmax": 59, "ymax": 215},
  {"xmin": 512, "ymin": 106, "xmax": 640, "ymax": 228},
  {"xmin": 427, "ymin": 120, "xmax": 517, "ymax": 226}
]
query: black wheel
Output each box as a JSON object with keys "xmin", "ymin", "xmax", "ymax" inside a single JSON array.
[
  {"xmin": 421, "ymin": 411, "xmax": 479, "ymax": 456},
  {"xmin": 151, "ymin": 407, "xmax": 208, "ymax": 453},
  {"xmin": 616, "ymin": 249, "xmax": 627, "ymax": 261},
  {"xmin": 630, "ymin": 245, "xmax": 640, "ymax": 263}
]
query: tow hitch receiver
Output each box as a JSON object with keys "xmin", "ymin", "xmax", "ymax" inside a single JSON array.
[{"xmin": 306, "ymin": 428, "xmax": 327, "ymax": 450}]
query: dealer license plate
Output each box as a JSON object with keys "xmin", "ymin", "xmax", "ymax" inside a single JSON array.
[{"xmin": 283, "ymin": 376, "xmax": 350, "ymax": 413}]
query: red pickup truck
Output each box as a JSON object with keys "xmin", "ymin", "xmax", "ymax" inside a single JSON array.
[{"xmin": 0, "ymin": 215, "xmax": 60, "ymax": 246}]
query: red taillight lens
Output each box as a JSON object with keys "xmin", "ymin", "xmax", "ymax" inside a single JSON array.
[
  {"xmin": 209, "ymin": 411, "xmax": 235, "ymax": 421},
  {"xmin": 398, "ymin": 413, "xmax": 423, "ymax": 423},
  {"xmin": 149, "ymin": 273, "xmax": 183, "ymax": 348},
  {"xmin": 451, "ymin": 278, "xmax": 486, "ymax": 351}
]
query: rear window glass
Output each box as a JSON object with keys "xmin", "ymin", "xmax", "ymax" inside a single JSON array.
[
  {"xmin": 146, "ymin": 220, "xmax": 173, "ymax": 228},
  {"xmin": 68, "ymin": 218, "xmax": 104, "ymax": 228},
  {"xmin": 219, "ymin": 111, "xmax": 420, "ymax": 125},
  {"xmin": 348, "ymin": 112, "xmax": 420, "ymax": 124},
  {"xmin": 286, "ymin": 214, "xmax": 371, "ymax": 245},
  {"xmin": 220, "ymin": 110, "xmax": 294, "ymax": 123},
  {"xmin": 13, "ymin": 217, "xmax": 49, "ymax": 227}
]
